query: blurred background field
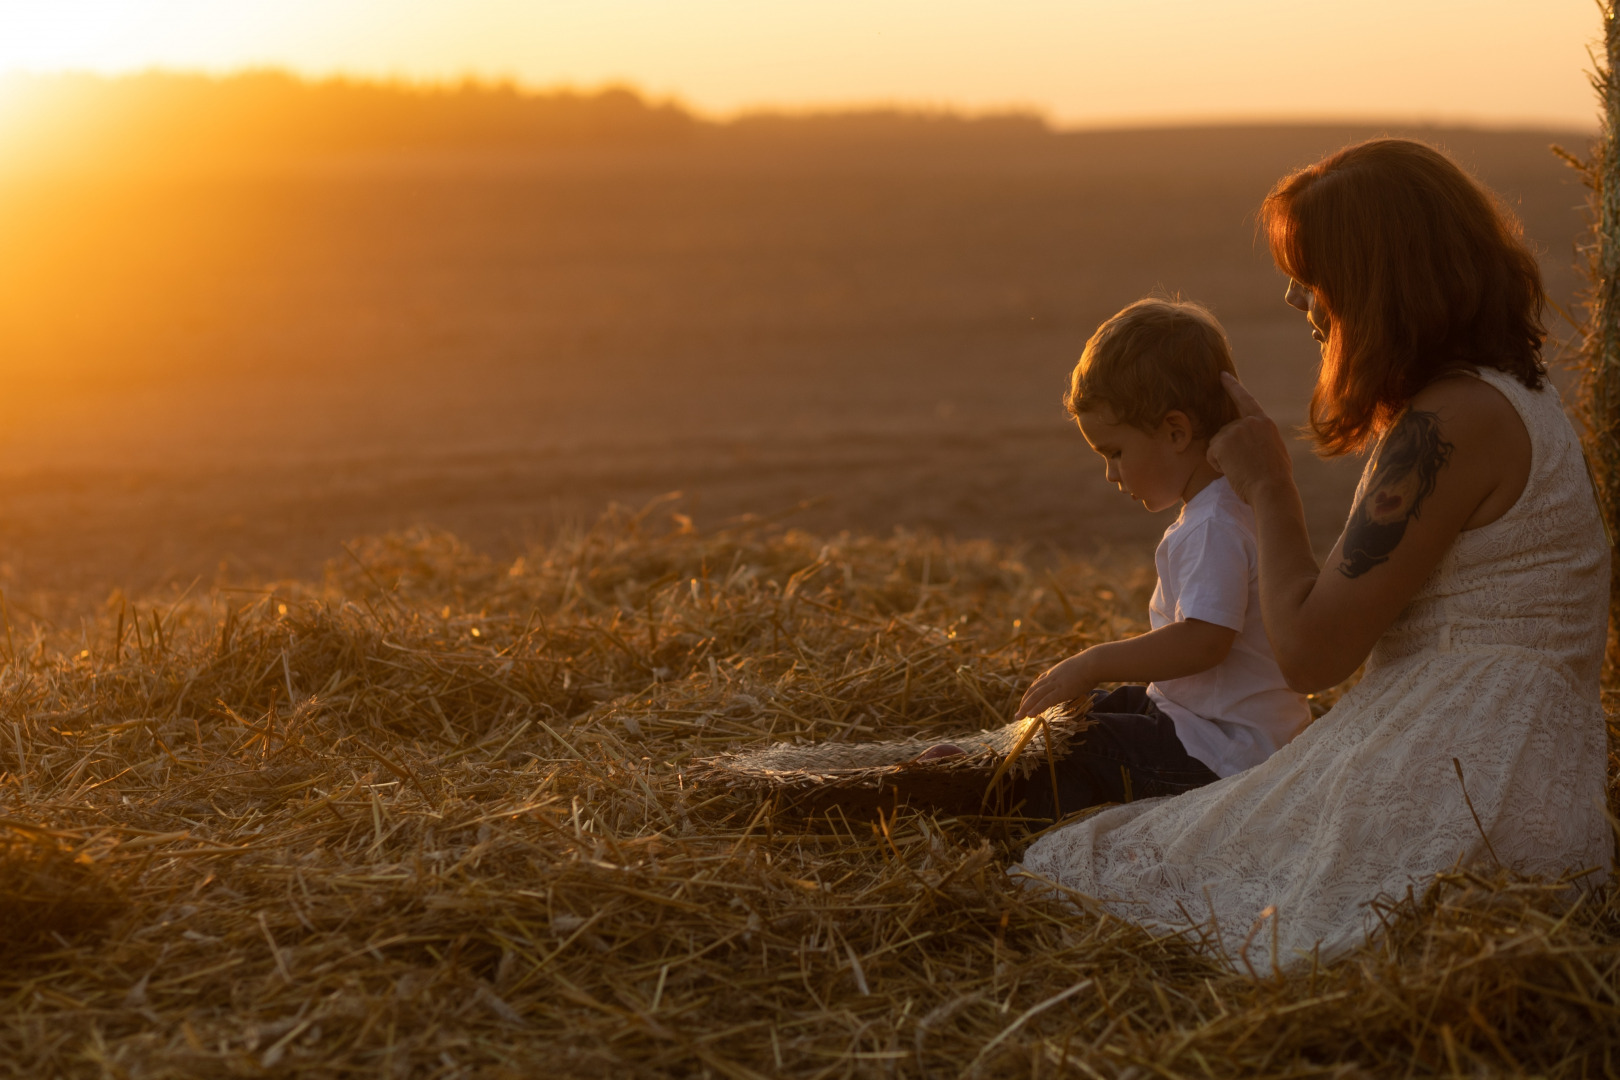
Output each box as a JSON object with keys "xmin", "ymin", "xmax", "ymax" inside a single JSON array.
[{"xmin": 0, "ymin": 75, "xmax": 1594, "ymax": 601}]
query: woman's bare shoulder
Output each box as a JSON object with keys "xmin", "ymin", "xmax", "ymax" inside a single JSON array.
[
  {"xmin": 1404, "ymin": 370, "xmax": 1530, "ymax": 529},
  {"xmin": 1407, "ymin": 371, "xmax": 1527, "ymax": 437}
]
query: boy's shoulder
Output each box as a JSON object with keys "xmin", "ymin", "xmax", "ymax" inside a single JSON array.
[{"xmin": 1154, "ymin": 480, "xmax": 1258, "ymax": 603}]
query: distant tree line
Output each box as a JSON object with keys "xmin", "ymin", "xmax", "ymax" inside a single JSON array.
[{"xmin": 0, "ymin": 70, "xmax": 1051, "ymax": 173}]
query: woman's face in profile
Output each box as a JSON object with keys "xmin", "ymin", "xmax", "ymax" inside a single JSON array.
[{"xmin": 1285, "ymin": 279, "xmax": 1331, "ymax": 345}]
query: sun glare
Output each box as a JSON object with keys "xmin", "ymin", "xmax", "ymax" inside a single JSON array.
[
  {"xmin": 0, "ymin": 75, "xmax": 24, "ymax": 133},
  {"xmin": 1, "ymin": 2, "xmax": 174, "ymax": 74},
  {"xmin": 0, "ymin": 73, "xmax": 57, "ymax": 156}
]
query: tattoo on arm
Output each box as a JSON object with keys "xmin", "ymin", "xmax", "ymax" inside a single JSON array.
[{"xmin": 1337, "ymin": 409, "xmax": 1453, "ymax": 579}]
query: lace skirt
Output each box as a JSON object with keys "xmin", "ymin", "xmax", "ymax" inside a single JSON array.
[{"xmin": 1014, "ymin": 646, "xmax": 1611, "ymax": 970}]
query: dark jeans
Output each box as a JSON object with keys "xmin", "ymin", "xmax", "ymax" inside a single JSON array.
[{"xmin": 1013, "ymin": 685, "xmax": 1219, "ymax": 822}]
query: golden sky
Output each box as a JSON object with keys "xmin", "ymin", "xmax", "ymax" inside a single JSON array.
[{"xmin": 0, "ymin": 0, "xmax": 1604, "ymax": 128}]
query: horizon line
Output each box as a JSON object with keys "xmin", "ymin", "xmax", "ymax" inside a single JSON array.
[{"xmin": 0, "ymin": 65, "xmax": 1599, "ymax": 137}]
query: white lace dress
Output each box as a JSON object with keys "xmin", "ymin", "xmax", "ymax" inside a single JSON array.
[{"xmin": 1018, "ymin": 368, "xmax": 1612, "ymax": 969}]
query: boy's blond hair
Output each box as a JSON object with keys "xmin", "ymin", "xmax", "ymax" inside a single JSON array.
[{"xmin": 1066, "ymin": 298, "xmax": 1239, "ymax": 438}]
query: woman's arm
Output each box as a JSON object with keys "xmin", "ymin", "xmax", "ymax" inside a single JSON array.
[
  {"xmin": 1015, "ymin": 619, "xmax": 1237, "ymax": 718},
  {"xmin": 1208, "ymin": 372, "xmax": 1530, "ymax": 693}
]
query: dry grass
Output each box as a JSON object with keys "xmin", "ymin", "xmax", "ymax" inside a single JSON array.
[{"xmin": 0, "ymin": 501, "xmax": 1616, "ymax": 1078}]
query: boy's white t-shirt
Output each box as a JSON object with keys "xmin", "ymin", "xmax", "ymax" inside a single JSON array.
[{"xmin": 1146, "ymin": 477, "xmax": 1310, "ymax": 777}]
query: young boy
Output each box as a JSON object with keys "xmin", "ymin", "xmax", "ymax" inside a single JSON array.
[{"xmin": 1016, "ymin": 297, "xmax": 1309, "ymax": 819}]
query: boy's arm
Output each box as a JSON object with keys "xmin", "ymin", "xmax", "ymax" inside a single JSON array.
[{"xmin": 1014, "ymin": 619, "xmax": 1237, "ymax": 719}]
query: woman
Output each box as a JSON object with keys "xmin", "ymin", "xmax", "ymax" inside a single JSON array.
[{"xmin": 1017, "ymin": 138, "xmax": 1612, "ymax": 969}]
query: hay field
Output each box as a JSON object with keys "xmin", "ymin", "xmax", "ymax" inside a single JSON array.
[{"xmin": 2, "ymin": 509, "xmax": 1618, "ymax": 1078}]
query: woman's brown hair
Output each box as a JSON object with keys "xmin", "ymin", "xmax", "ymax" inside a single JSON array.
[{"xmin": 1261, "ymin": 138, "xmax": 1546, "ymax": 456}]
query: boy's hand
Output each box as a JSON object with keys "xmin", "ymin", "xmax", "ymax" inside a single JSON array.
[{"xmin": 1016, "ymin": 652, "xmax": 1098, "ymax": 719}]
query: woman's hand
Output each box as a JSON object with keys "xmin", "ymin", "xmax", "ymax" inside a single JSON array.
[
  {"xmin": 1207, "ymin": 372, "xmax": 1295, "ymax": 505},
  {"xmin": 1016, "ymin": 651, "xmax": 1099, "ymax": 719}
]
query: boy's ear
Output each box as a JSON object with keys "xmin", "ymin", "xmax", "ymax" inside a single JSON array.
[{"xmin": 1159, "ymin": 409, "xmax": 1197, "ymax": 448}]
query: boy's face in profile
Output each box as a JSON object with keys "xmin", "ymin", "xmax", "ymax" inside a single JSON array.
[{"xmin": 1076, "ymin": 407, "xmax": 1201, "ymax": 514}]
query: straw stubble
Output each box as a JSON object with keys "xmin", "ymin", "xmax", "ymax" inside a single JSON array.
[{"xmin": 0, "ymin": 503, "xmax": 1614, "ymax": 1077}]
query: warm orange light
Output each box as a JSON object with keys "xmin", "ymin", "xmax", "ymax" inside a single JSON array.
[{"xmin": 0, "ymin": 0, "xmax": 1603, "ymax": 130}]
